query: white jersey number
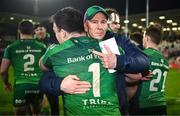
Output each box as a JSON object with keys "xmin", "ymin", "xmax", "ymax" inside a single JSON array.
[
  {"xmin": 149, "ymin": 69, "xmax": 168, "ymax": 92},
  {"xmin": 88, "ymin": 63, "xmax": 100, "ymax": 97},
  {"xmin": 23, "ymin": 54, "xmax": 35, "ymax": 72}
]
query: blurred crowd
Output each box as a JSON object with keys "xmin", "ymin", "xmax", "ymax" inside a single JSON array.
[
  {"xmin": 160, "ymin": 39, "xmax": 180, "ymax": 65},
  {"xmin": 1, "ymin": 29, "xmax": 180, "ymax": 68}
]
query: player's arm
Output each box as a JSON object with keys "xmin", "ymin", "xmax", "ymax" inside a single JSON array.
[
  {"xmin": 39, "ymin": 57, "xmax": 50, "ymax": 71},
  {"xmin": 115, "ymin": 34, "xmax": 150, "ymax": 73},
  {"xmin": 38, "ymin": 45, "xmax": 92, "ymax": 95},
  {"xmin": 103, "ymin": 31, "xmax": 150, "ymax": 73},
  {"xmin": 39, "ymin": 71, "xmax": 91, "ymax": 96},
  {"xmin": 124, "ymin": 73, "xmax": 141, "ymax": 101},
  {"xmin": 93, "ymin": 41, "xmax": 150, "ymax": 74},
  {"xmin": 60, "ymin": 75, "xmax": 91, "ymax": 94},
  {"xmin": 125, "ymin": 72, "xmax": 153, "ymax": 100},
  {"xmin": 125, "ymin": 71, "xmax": 152, "ymax": 81},
  {"xmin": 125, "ymin": 73, "xmax": 142, "ymax": 81},
  {"xmin": 0, "ymin": 58, "xmax": 12, "ymax": 91},
  {"xmin": 39, "ymin": 71, "xmax": 63, "ymax": 96},
  {"xmin": 93, "ymin": 44, "xmax": 150, "ymax": 74}
]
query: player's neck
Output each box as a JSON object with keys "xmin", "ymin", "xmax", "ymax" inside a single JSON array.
[
  {"xmin": 146, "ymin": 43, "xmax": 159, "ymax": 50},
  {"xmin": 62, "ymin": 32, "xmax": 86, "ymax": 43},
  {"xmin": 20, "ymin": 34, "xmax": 33, "ymax": 39},
  {"xmin": 69, "ymin": 32, "xmax": 86, "ymax": 38}
]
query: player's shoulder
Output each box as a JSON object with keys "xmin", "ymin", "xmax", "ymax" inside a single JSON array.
[
  {"xmin": 34, "ymin": 39, "xmax": 47, "ymax": 48},
  {"xmin": 72, "ymin": 36, "xmax": 94, "ymax": 42},
  {"xmin": 6, "ymin": 40, "xmax": 20, "ymax": 49},
  {"xmin": 45, "ymin": 39, "xmax": 79, "ymax": 57},
  {"xmin": 143, "ymin": 48, "xmax": 153, "ymax": 55},
  {"xmin": 144, "ymin": 48, "xmax": 161, "ymax": 57},
  {"xmin": 45, "ymin": 44, "xmax": 62, "ymax": 57},
  {"xmin": 48, "ymin": 43, "xmax": 58, "ymax": 50},
  {"xmin": 71, "ymin": 36, "xmax": 98, "ymax": 47}
]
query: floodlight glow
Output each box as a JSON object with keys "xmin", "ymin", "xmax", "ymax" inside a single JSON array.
[
  {"xmin": 172, "ymin": 27, "xmax": 177, "ymax": 31},
  {"xmin": 163, "ymin": 28, "xmax": 167, "ymax": 31},
  {"xmin": 172, "ymin": 22, "xmax": 177, "ymax": 26},
  {"xmin": 166, "ymin": 20, "xmax": 173, "ymax": 24},
  {"xmin": 141, "ymin": 18, "xmax": 146, "ymax": 22},
  {"xmin": 29, "ymin": 19, "xmax": 33, "ymax": 22},
  {"xmin": 138, "ymin": 26, "xmax": 143, "ymax": 29},
  {"xmin": 124, "ymin": 20, "xmax": 129, "ymax": 24},
  {"xmin": 132, "ymin": 23, "xmax": 137, "ymax": 27},
  {"xmin": 10, "ymin": 17, "xmax": 14, "ymax": 20},
  {"xmin": 159, "ymin": 16, "xmax": 165, "ymax": 19},
  {"xmin": 121, "ymin": 26, "xmax": 125, "ymax": 29},
  {"xmin": 150, "ymin": 22, "xmax": 154, "ymax": 25},
  {"xmin": 166, "ymin": 28, "xmax": 170, "ymax": 31}
]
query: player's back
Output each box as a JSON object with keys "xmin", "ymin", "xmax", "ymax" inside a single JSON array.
[
  {"xmin": 138, "ymin": 48, "xmax": 169, "ymax": 108},
  {"xmin": 43, "ymin": 36, "xmax": 120, "ymax": 115},
  {"xmin": 4, "ymin": 39, "xmax": 46, "ymax": 84}
]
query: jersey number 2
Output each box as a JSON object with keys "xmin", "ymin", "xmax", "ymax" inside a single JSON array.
[
  {"xmin": 149, "ymin": 69, "xmax": 168, "ymax": 92},
  {"xmin": 23, "ymin": 54, "xmax": 35, "ymax": 72}
]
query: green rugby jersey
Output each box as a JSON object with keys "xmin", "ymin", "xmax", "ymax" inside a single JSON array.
[
  {"xmin": 138, "ymin": 48, "xmax": 169, "ymax": 108},
  {"xmin": 3, "ymin": 39, "xmax": 46, "ymax": 85},
  {"xmin": 42, "ymin": 36, "xmax": 120, "ymax": 115}
]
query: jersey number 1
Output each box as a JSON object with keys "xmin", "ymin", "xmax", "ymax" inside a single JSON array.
[{"xmin": 88, "ymin": 63, "xmax": 100, "ymax": 97}]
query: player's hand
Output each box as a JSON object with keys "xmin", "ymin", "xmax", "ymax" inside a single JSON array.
[
  {"xmin": 92, "ymin": 45, "xmax": 117, "ymax": 69},
  {"xmin": 141, "ymin": 70, "xmax": 153, "ymax": 81},
  {"xmin": 5, "ymin": 82, "xmax": 12, "ymax": 92},
  {"xmin": 125, "ymin": 71, "xmax": 153, "ymax": 82},
  {"xmin": 60, "ymin": 75, "xmax": 91, "ymax": 94}
]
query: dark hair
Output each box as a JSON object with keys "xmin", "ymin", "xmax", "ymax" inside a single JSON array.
[
  {"xmin": 19, "ymin": 20, "xmax": 34, "ymax": 35},
  {"xmin": 105, "ymin": 8, "xmax": 120, "ymax": 24},
  {"xmin": 52, "ymin": 7, "xmax": 84, "ymax": 33},
  {"xmin": 130, "ymin": 32, "xmax": 143, "ymax": 45},
  {"xmin": 34, "ymin": 24, "xmax": 45, "ymax": 30},
  {"xmin": 105, "ymin": 8, "xmax": 120, "ymax": 16},
  {"xmin": 145, "ymin": 23, "xmax": 163, "ymax": 45}
]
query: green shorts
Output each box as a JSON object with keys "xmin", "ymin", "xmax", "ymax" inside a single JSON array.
[{"xmin": 13, "ymin": 83, "xmax": 43, "ymax": 107}]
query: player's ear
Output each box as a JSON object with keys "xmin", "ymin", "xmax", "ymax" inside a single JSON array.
[
  {"xmin": 61, "ymin": 29, "xmax": 67, "ymax": 38},
  {"xmin": 84, "ymin": 22, "xmax": 88, "ymax": 32},
  {"xmin": 57, "ymin": 28, "xmax": 61, "ymax": 32},
  {"xmin": 146, "ymin": 35, "xmax": 151, "ymax": 42}
]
